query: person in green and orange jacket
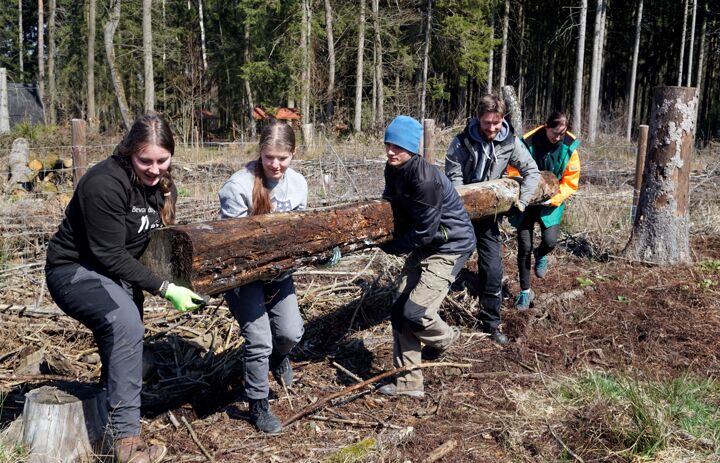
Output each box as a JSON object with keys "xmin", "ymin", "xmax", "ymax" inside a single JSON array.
[{"xmin": 507, "ymin": 111, "xmax": 580, "ymax": 309}]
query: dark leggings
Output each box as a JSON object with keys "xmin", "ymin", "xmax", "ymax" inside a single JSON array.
[{"xmin": 517, "ymin": 209, "xmax": 560, "ymax": 290}]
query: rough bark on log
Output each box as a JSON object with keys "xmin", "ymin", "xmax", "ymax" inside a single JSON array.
[
  {"xmin": 141, "ymin": 172, "xmax": 558, "ymax": 295},
  {"xmin": 21, "ymin": 384, "xmax": 108, "ymax": 463}
]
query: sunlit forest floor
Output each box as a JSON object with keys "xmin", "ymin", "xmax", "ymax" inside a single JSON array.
[{"xmin": 1, "ymin": 133, "xmax": 719, "ymax": 461}]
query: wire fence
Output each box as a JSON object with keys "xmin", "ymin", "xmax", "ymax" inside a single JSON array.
[{"xmin": 1, "ymin": 139, "xmax": 719, "ymax": 309}]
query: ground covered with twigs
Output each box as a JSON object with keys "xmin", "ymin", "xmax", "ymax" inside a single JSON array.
[
  {"xmin": 1, "ymin": 235, "xmax": 719, "ymax": 462},
  {"xmin": 2, "ymin": 139, "xmax": 720, "ymax": 462}
]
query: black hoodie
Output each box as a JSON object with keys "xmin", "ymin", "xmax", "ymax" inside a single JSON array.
[{"xmin": 46, "ymin": 154, "xmax": 176, "ymax": 293}]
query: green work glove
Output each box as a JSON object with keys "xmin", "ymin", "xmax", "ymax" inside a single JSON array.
[{"xmin": 164, "ymin": 283, "xmax": 206, "ymax": 312}]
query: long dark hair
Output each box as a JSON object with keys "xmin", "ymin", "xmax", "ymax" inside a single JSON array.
[
  {"xmin": 116, "ymin": 113, "xmax": 176, "ymax": 225},
  {"xmin": 250, "ymin": 122, "xmax": 296, "ymax": 215}
]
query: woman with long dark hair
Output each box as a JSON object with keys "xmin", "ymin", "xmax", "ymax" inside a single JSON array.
[
  {"xmin": 510, "ymin": 111, "xmax": 581, "ymax": 309},
  {"xmin": 45, "ymin": 113, "xmax": 204, "ymax": 463}
]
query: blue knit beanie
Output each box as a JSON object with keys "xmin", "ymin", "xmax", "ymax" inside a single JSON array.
[{"xmin": 384, "ymin": 115, "xmax": 422, "ymax": 155}]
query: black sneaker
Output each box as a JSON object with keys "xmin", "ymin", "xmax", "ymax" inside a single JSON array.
[
  {"xmin": 270, "ymin": 354, "xmax": 293, "ymax": 387},
  {"xmin": 249, "ymin": 398, "xmax": 282, "ymax": 434},
  {"xmin": 421, "ymin": 326, "xmax": 461, "ymax": 361}
]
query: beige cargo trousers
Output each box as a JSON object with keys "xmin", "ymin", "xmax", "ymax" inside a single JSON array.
[{"xmin": 391, "ymin": 249, "xmax": 470, "ymax": 393}]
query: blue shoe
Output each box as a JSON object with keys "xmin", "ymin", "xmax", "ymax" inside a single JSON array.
[
  {"xmin": 534, "ymin": 253, "xmax": 548, "ymax": 279},
  {"xmin": 514, "ymin": 289, "xmax": 535, "ymax": 311}
]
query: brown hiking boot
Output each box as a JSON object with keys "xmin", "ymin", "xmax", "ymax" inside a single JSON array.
[{"xmin": 114, "ymin": 436, "xmax": 167, "ymax": 463}]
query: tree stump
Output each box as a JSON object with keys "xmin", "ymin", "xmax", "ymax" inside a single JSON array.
[
  {"xmin": 623, "ymin": 86, "xmax": 698, "ymax": 265},
  {"xmin": 22, "ymin": 384, "xmax": 108, "ymax": 463},
  {"xmin": 6, "ymin": 138, "xmax": 35, "ymax": 194}
]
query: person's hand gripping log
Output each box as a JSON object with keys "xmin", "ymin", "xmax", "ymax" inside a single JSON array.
[{"xmin": 163, "ymin": 283, "xmax": 208, "ymax": 312}]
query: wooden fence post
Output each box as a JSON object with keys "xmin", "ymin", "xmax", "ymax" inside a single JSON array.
[
  {"xmin": 623, "ymin": 87, "xmax": 697, "ymax": 265},
  {"xmin": 0, "ymin": 68, "xmax": 9, "ymax": 133},
  {"xmin": 423, "ymin": 119, "xmax": 435, "ymax": 164},
  {"xmin": 71, "ymin": 119, "xmax": 87, "ymax": 188},
  {"xmin": 631, "ymin": 124, "xmax": 649, "ymax": 219}
]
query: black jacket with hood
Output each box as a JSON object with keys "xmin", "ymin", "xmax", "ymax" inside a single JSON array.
[
  {"xmin": 381, "ymin": 154, "xmax": 476, "ymax": 256},
  {"xmin": 46, "ymin": 154, "xmax": 176, "ymax": 294}
]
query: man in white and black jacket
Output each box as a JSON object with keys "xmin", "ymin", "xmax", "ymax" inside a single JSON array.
[
  {"xmin": 377, "ymin": 115, "xmax": 476, "ymax": 398},
  {"xmin": 445, "ymin": 95, "xmax": 540, "ymax": 345}
]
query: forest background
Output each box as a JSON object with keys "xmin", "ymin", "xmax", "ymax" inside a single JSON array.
[{"xmin": 0, "ymin": 0, "xmax": 718, "ymax": 145}]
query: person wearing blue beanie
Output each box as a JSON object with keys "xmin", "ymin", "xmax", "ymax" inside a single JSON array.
[
  {"xmin": 384, "ymin": 115, "xmax": 423, "ymax": 155},
  {"xmin": 377, "ymin": 115, "xmax": 476, "ymax": 398}
]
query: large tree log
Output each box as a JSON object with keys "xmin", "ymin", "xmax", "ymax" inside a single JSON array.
[{"xmin": 141, "ymin": 172, "xmax": 558, "ymax": 295}]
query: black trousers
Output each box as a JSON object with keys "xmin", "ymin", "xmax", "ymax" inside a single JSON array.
[
  {"xmin": 516, "ymin": 207, "xmax": 560, "ymax": 290},
  {"xmin": 474, "ymin": 218, "xmax": 504, "ymax": 331}
]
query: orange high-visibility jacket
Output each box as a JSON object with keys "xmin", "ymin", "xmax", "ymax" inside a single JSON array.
[{"xmin": 507, "ymin": 125, "xmax": 580, "ymax": 226}]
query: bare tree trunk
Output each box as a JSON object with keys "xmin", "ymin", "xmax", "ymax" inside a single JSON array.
[
  {"xmin": 37, "ymin": 0, "xmax": 46, "ymax": 122},
  {"xmin": 677, "ymin": 0, "xmax": 688, "ymax": 86},
  {"xmin": 324, "ymin": 0, "xmax": 336, "ymax": 121},
  {"xmin": 87, "ymin": 0, "xmax": 96, "ymax": 128},
  {"xmin": 243, "ymin": 20, "xmax": 256, "ymax": 138},
  {"xmin": 162, "ymin": 0, "xmax": 166, "ymax": 111},
  {"xmin": 372, "ymin": 0, "xmax": 383, "ymax": 126},
  {"xmin": 686, "ymin": 0, "xmax": 697, "ymax": 86},
  {"xmin": 573, "ymin": 0, "xmax": 587, "ymax": 134},
  {"xmin": 18, "ymin": 0, "xmax": 24, "ymax": 76},
  {"xmin": 47, "ymin": 0, "xmax": 56, "ymax": 124},
  {"xmin": 499, "ymin": 0, "xmax": 509, "ymax": 88},
  {"xmin": 198, "ymin": 0, "xmax": 207, "ymax": 71},
  {"xmin": 487, "ymin": 8, "xmax": 494, "ymax": 94},
  {"xmin": 301, "ymin": 0, "xmax": 311, "ymax": 126},
  {"xmin": 517, "ymin": 1, "xmax": 525, "ymax": 104},
  {"xmin": 143, "ymin": 0, "xmax": 155, "ymax": 112},
  {"xmin": 544, "ymin": 48, "xmax": 556, "ymax": 116},
  {"xmin": 626, "ymin": 0, "xmax": 643, "ymax": 141},
  {"xmin": 420, "ymin": 0, "xmax": 432, "ymax": 121},
  {"xmin": 353, "ymin": 0, "xmax": 366, "ymax": 133},
  {"xmin": 623, "ymin": 87, "xmax": 698, "ymax": 265},
  {"xmin": 502, "ymin": 85, "xmax": 522, "ymax": 133},
  {"xmin": 104, "ymin": 0, "xmax": 131, "ymax": 130},
  {"xmin": 587, "ymin": 0, "xmax": 606, "ymax": 144},
  {"xmin": 696, "ymin": 1, "xmax": 707, "ymax": 99}
]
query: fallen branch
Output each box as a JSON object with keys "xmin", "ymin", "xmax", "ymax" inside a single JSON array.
[
  {"xmin": 423, "ymin": 439, "xmax": 458, "ymax": 463},
  {"xmin": 308, "ymin": 414, "xmax": 403, "ymax": 429},
  {"xmin": 181, "ymin": 416, "xmax": 215, "ymax": 462},
  {"xmin": 282, "ymin": 361, "xmax": 470, "ymax": 427},
  {"xmin": 546, "ymin": 420, "xmax": 584, "ymax": 463}
]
